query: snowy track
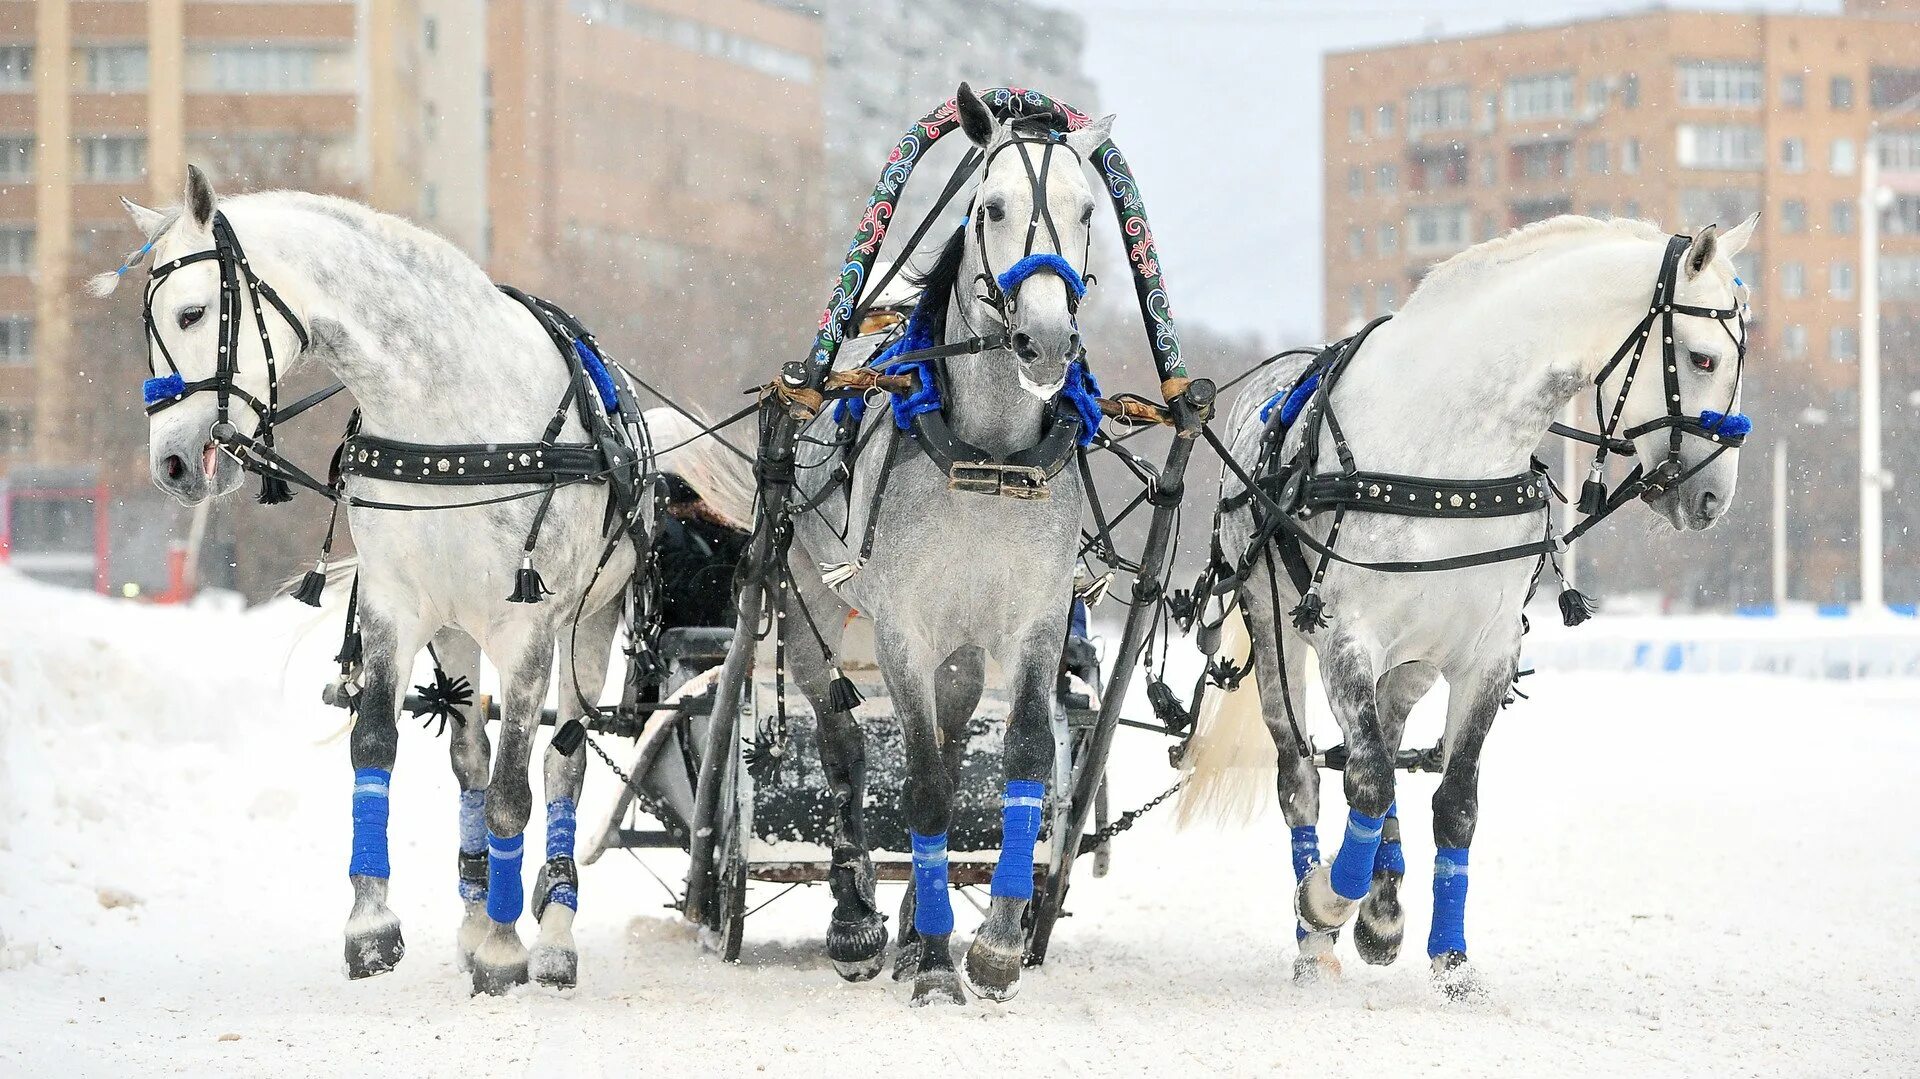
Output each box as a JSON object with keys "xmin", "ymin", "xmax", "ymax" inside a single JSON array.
[{"xmin": 2, "ymin": 571, "xmax": 1916, "ymax": 1077}]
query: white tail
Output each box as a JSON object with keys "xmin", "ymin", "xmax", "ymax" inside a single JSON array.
[
  {"xmin": 1173, "ymin": 605, "xmax": 1277, "ymax": 829},
  {"xmin": 646, "ymin": 407, "xmax": 757, "ymax": 529}
]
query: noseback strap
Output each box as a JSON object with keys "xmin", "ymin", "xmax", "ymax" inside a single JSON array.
[{"xmin": 997, "ymin": 253, "xmax": 1086, "ymax": 300}]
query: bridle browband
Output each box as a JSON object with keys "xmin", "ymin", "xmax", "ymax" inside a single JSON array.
[{"xmin": 1208, "ymin": 229, "xmax": 1754, "ymax": 629}]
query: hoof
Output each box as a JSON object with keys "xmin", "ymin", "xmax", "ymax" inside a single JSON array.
[
  {"xmin": 343, "ymin": 916, "xmax": 405, "ymax": 980},
  {"xmin": 470, "ymin": 922, "xmax": 529, "ymax": 996},
  {"xmin": 1353, "ymin": 873, "xmax": 1405, "ymax": 967},
  {"xmin": 827, "ymin": 911, "xmax": 889, "ymax": 982},
  {"xmin": 455, "ymin": 902, "xmax": 489, "ymax": 972},
  {"xmin": 892, "ymin": 938, "xmax": 922, "ymax": 983},
  {"xmin": 1430, "ymin": 950, "xmax": 1485, "ymax": 1002},
  {"xmin": 1291, "ymin": 930, "xmax": 1342, "ymax": 985},
  {"xmin": 1295, "ymin": 863, "xmax": 1357, "ymax": 933},
  {"xmin": 961, "ymin": 935, "xmax": 1025, "ymax": 1003},
  {"xmin": 530, "ymin": 945, "xmax": 578, "ymax": 989},
  {"xmin": 911, "ymin": 967, "xmax": 967, "ymax": 1007}
]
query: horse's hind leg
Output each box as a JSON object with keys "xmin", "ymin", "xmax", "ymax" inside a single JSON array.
[
  {"xmin": 1425, "ymin": 651, "xmax": 1514, "ymax": 1000},
  {"xmin": 470, "ymin": 626, "xmax": 558, "ymax": 995},
  {"xmin": 1296, "ymin": 631, "xmax": 1393, "ymax": 935},
  {"xmin": 896, "ymin": 645, "xmax": 985, "ymax": 983},
  {"xmin": 529, "ymin": 601, "xmax": 619, "ymax": 989},
  {"xmin": 1353, "ymin": 662, "xmax": 1439, "ymax": 968},
  {"xmin": 965, "ymin": 623, "xmax": 1066, "ymax": 1003},
  {"xmin": 343, "ymin": 602, "xmax": 430, "ymax": 979},
  {"xmin": 783, "ymin": 564, "xmax": 888, "ymax": 981},
  {"xmin": 433, "ymin": 627, "xmax": 493, "ymax": 970}
]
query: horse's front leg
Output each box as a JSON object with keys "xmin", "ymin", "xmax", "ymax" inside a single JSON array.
[
  {"xmin": 433, "ymin": 627, "xmax": 493, "ymax": 971},
  {"xmin": 1296, "ymin": 631, "xmax": 1393, "ymax": 935},
  {"xmin": 343, "ymin": 602, "xmax": 429, "ymax": 979},
  {"xmin": 1426, "ymin": 653, "xmax": 1512, "ymax": 999},
  {"xmin": 529, "ymin": 601, "xmax": 619, "ymax": 989},
  {"xmin": 964, "ymin": 625, "xmax": 1066, "ymax": 1002},
  {"xmin": 1353, "ymin": 662, "xmax": 1439, "ymax": 969},
  {"xmin": 875, "ymin": 628, "xmax": 964, "ymax": 1007},
  {"xmin": 470, "ymin": 627, "xmax": 557, "ymax": 995},
  {"xmin": 895, "ymin": 645, "xmax": 986, "ymax": 984}
]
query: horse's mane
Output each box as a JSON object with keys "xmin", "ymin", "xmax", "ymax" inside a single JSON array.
[
  {"xmin": 906, "ymin": 224, "xmax": 968, "ymax": 341},
  {"xmin": 1410, "ymin": 215, "xmax": 1665, "ymax": 308}
]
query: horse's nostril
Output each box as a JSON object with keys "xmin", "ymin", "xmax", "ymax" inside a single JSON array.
[
  {"xmin": 1698, "ymin": 491, "xmax": 1721, "ymax": 519},
  {"xmin": 1012, "ymin": 331, "xmax": 1039, "ymax": 360},
  {"xmin": 164, "ymin": 454, "xmax": 188, "ymax": 482}
]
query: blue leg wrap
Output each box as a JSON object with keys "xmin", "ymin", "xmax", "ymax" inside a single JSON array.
[
  {"xmin": 1375, "ymin": 802, "xmax": 1405, "ymax": 876},
  {"xmin": 458, "ymin": 789, "xmax": 486, "ymax": 902},
  {"xmin": 1290, "ymin": 825, "xmax": 1320, "ymax": 940},
  {"xmin": 1428, "ymin": 847, "xmax": 1470, "ymax": 958},
  {"xmin": 1329, "ymin": 808, "xmax": 1385, "ymax": 901},
  {"xmin": 910, "ymin": 832, "xmax": 954, "ymax": 936},
  {"xmin": 487, "ymin": 831, "xmax": 524, "ymax": 925},
  {"xmin": 349, "ymin": 768, "xmax": 391, "ymax": 879},
  {"xmin": 990, "ymin": 780, "xmax": 1045, "ymax": 900},
  {"xmin": 545, "ymin": 799, "xmax": 579, "ymax": 912}
]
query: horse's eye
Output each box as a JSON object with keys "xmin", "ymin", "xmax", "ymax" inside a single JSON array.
[
  {"xmin": 177, "ymin": 305, "xmax": 207, "ymax": 331},
  {"xmin": 1689, "ymin": 349, "xmax": 1717, "ymax": 373},
  {"xmin": 984, "ymin": 201, "xmax": 1006, "ymax": 223},
  {"xmin": 1080, "ymin": 205, "xmax": 1095, "ymax": 225}
]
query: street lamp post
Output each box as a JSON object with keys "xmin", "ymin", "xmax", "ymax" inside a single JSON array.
[{"xmin": 1859, "ymin": 91, "xmax": 1920, "ymax": 612}]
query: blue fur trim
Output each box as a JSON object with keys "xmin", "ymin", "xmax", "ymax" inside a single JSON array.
[
  {"xmin": 1259, "ymin": 371, "xmax": 1320, "ymax": 428},
  {"xmin": 573, "ymin": 339, "xmax": 619, "ymax": 412},
  {"xmin": 143, "ymin": 373, "xmax": 186, "ymax": 406},
  {"xmin": 1060, "ymin": 361, "xmax": 1103, "ymax": 447},
  {"xmin": 1329, "ymin": 808, "xmax": 1385, "ymax": 902},
  {"xmin": 910, "ymin": 831, "xmax": 954, "ymax": 936},
  {"xmin": 349, "ymin": 768, "xmax": 391, "ymax": 879},
  {"xmin": 1700, "ymin": 410, "xmax": 1751, "ymax": 438},
  {"xmin": 487, "ymin": 831, "xmax": 524, "ymax": 924},
  {"xmin": 1428, "ymin": 847, "xmax": 1470, "ymax": 958},
  {"xmin": 458, "ymin": 789, "xmax": 486, "ymax": 902},
  {"xmin": 996, "ymin": 253, "xmax": 1086, "ymax": 300},
  {"xmin": 991, "ymin": 780, "xmax": 1045, "ymax": 899}
]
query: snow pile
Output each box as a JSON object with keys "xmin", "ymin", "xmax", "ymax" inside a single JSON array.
[
  {"xmin": 3, "ymin": 569, "xmax": 1919, "ymax": 1076},
  {"xmin": 1527, "ymin": 612, "xmax": 1920, "ymax": 678}
]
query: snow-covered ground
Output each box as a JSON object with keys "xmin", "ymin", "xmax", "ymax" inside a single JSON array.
[{"xmin": 2, "ymin": 568, "xmax": 1917, "ymax": 1077}]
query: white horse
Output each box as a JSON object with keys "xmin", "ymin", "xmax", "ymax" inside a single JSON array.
[
  {"xmin": 1186, "ymin": 213, "xmax": 1757, "ymax": 994},
  {"xmin": 100, "ymin": 168, "xmax": 722, "ymax": 994}
]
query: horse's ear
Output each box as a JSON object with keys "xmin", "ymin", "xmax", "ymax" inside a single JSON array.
[
  {"xmin": 1720, "ymin": 212, "xmax": 1760, "ymax": 259},
  {"xmin": 957, "ymin": 82, "xmax": 995, "ymax": 146},
  {"xmin": 1684, "ymin": 223, "xmax": 1719, "ymax": 277},
  {"xmin": 121, "ymin": 197, "xmax": 169, "ymax": 241},
  {"xmin": 185, "ymin": 164, "xmax": 216, "ymax": 232},
  {"xmin": 1065, "ymin": 113, "xmax": 1116, "ymax": 158}
]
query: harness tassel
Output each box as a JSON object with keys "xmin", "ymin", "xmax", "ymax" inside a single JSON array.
[
  {"xmin": 821, "ymin": 560, "xmax": 862, "ymax": 588},
  {"xmin": 257, "ymin": 465, "xmax": 293, "ymax": 506},
  {"xmin": 826, "ymin": 669, "xmax": 864, "ymax": 713},
  {"xmin": 1578, "ymin": 459, "xmax": 1608, "ymax": 516},
  {"xmin": 1289, "ymin": 590, "xmax": 1328, "ymax": 633},
  {"xmin": 292, "ymin": 563, "xmax": 327, "ymax": 607},
  {"xmin": 508, "ymin": 557, "xmax": 551, "ymax": 604},
  {"xmin": 1558, "ymin": 587, "xmax": 1596, "ymax": 627}
]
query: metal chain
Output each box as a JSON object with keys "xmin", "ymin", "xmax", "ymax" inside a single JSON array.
[
  {"xmin": 1085, "ymin": 778, "xmax": 1184, "ymax": 846},
  {"xmin": 583, "ymin": 729, "xmax": 642, "ymax": 794}
]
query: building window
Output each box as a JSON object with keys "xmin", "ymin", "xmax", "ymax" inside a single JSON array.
[
  {"xmin": 1347, "ymin": 285, "xmax": 1365, "ymax": 322},
  {"xmin": 1510, "ymin": 197, "xmax": 1573, "ymax": 227},
  {"xmin": 1781, "ymin": 137, "xmax": 1805, "ymax": 172},
  {"xmin": 0, "ymin": 317, "xmax": 29, "ymax": 365},
  {"xmin": 1348, "ymin": 226, "xmax": 1366, "ymax": 258},
  {"xmin": 1348, "ymin": 107, "xmax": 1365, "ymax": 140},
  {"xmin": 1587, "ymin": 202, "xmax": 1611, "ymax": 219},
  {"xmin": 1480, "ymin": 91, "xmax": 1498, "ymax": 131},
  {"xmin": 1676, "ymin": 125, "xmax": 1763, "ymax": 170},
  {"xmin": 1621, "ymin": 137, "xmax": 1641, "ymax": 174},
  {"xmin": 1780, "ymin": 261, "xmax": 1806, "ymax": 299},
  {"xmin": 0, "ymin": 406, "xmax": 30, "ymax": 452},
  {"xmin": 1506, "ymin": 73, "xmax": 1574, "ymax": 120},
  {"xmin": 1832, "ymin": 75, "xmax": 1855, "ymax": 110},
  {"xmin": 1346, "ymin": 166, "xmax": 1363, "ymax": 196},
  {"xmin": 1407, "ymin": 204, "xmax": 1471, "ymax": 253},
  {"xmin": 572, "ymin": 0, "xmax": 814, "ymax": 83},
  {"xmin": 1832, "ymin": 138, "xmax": 1857, "ymax": 176},
  {"xmin": 1831, "ymin": 325, "xmax": 1859, "ymax": 362},
  {"xmin": 0, "ymin": 227, "xmax": 31, "ymax": 273},
  {"xmin": 1375, "ymin": 103, "xmax": 1396, "ymax": 137},
  {"xmin": 1586, "ymin": 77, "xmax": 1608, "ymax": 112},
  {"xmin": 1623, "ymin": 199, "xmax": 1640, "ymax": 219},
  {"xmin": 1622, "ymin": 74, "xmax": 1640, "ymax": 108},
  {"xmin": 1407, "ymin": 85, "xmax": 1470, "ymax": 135},
  {"xmin": 1831, "ymin": 261, "xmax": 1856, "ymax": 300},
  {"xmin": 1781, "ymin": 74, "xmax": 1804, "ymax": 108},
  {"xmin": 0, "ymin": 137, "xmax": 30, "ymax": 181},
  {"xmin": 1782, "ymin": 199, "xmax": 1807, "ymax": 233},
  {"xmin": 1587, "ymin": 141, "xmax": 1609, "ymax": 175},
  {"xmin": 1889, "ymin": 195, "xmax": 1920, "ymax": 235},
  {"xmin": 1375, "ymin": 163, "xmax": 1398, "ymax": 192},
  {"xmin": 80, "ymin": 136, "xmax": 146, "ymax": 182},
  {"xmin": 1512, "ymin": 139, "xmax": 1572, "ymax": 181},
  {"xmin": 424, "ymin": 16, "xmax": 439, "ymax": 53},
  {"xmin": 1833, "ymin": 200, "xmax": 1856, "ymax": 236},
  {"xmin": 84, "ymin": 46, "xmax": 147, "ymax": 92},
  {"xmin": 424, "ymin": 101, "xmax": 438, "ymax": 143},
  {"xmin": 1478, "ymin": 153, "xmax": 1496, "ymax": 186},
  {"xmin": 1883, "ymin": 255, "xmax": 1920, "ymax": 298},
  {"xmin": 1377, "ymin": 282, "xmax": 1395, "ymax": 312},
  {"xmin": 1783, "ymin": 324, "xmax": 1807, "ymax": 359},
  {"xmin": 1677, "ymin": 61, "xmax": 1762, "ymax": 107},
  {"xmin": 1410, "ymin": 142, "xmax": 1468, "ymax": 191},
  {"xmin": 1379, "ymin": 223, "xmax": 1399, "ymax": 256},
  {"xmin": 1882, "ymin": 131, "xmax": 1920, "ymax": 171},
  {"xmin": 204, "ymin": 47, "xmax": 319, "ymax": 92},
  {"xmin": 0, "ymin": 45, "xmax": 32, "ymax": 91},
  {"xmin": 423, "ymin": 182, "xmax": 438, "ymax": 220}
]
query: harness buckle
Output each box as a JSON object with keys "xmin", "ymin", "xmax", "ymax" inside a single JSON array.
[{"xmin": 948, "ymin": 460, "xmax": 1051, "ymax": 500}]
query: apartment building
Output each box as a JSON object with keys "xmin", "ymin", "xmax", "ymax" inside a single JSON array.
[{"xmin": 1324, "ymin": 4, "xmax": 1920, "ymax": 604}]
